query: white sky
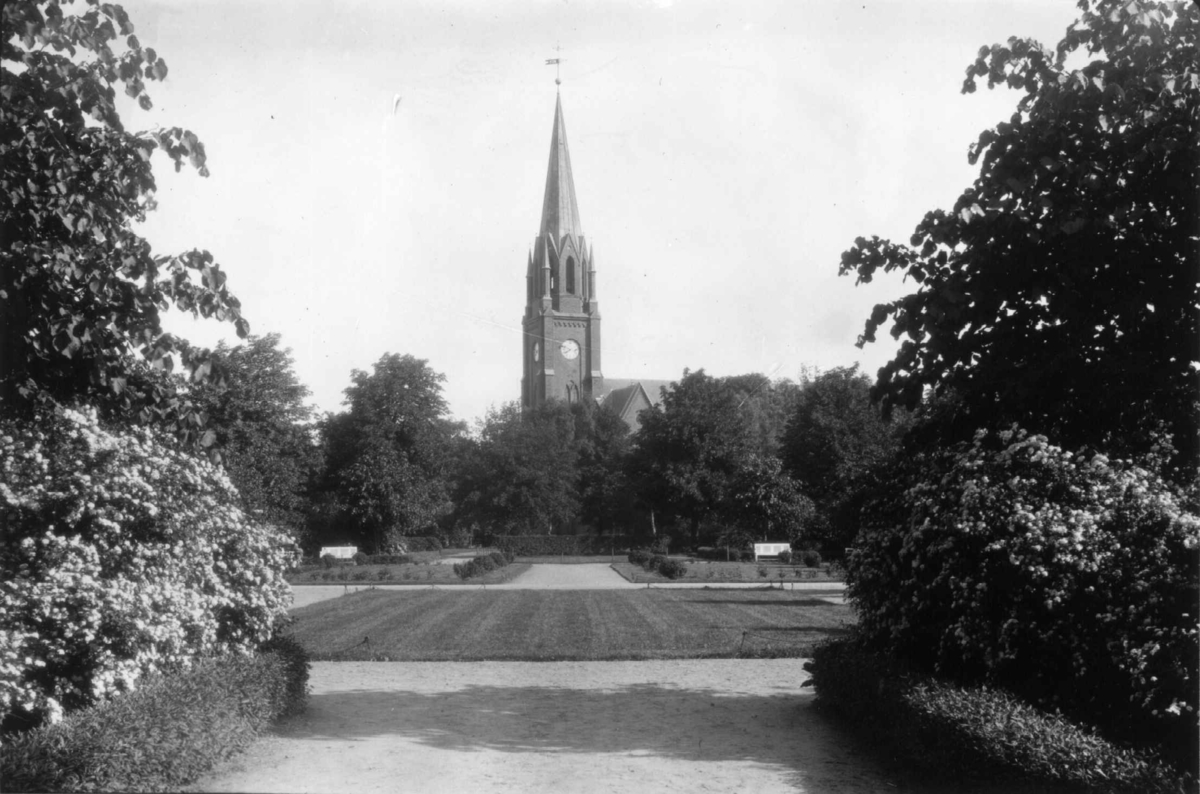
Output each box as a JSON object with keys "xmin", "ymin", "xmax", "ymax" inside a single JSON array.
[{"xmin": 122, "ymin": 0, "xmax": 1080, "ymax": 424}]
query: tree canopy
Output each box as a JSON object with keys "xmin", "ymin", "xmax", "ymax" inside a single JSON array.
[
  {"xmin": 454, "ymin": 401, "xmax": 582, "ymax": 536},
  {"xmin": 839, "ymin": 0, "xmax": 1198, "ymax": 472},
  {"xmin": 628, "ymin": 370, "xmax": 759, "ymax": 541},
  {"xmin": 188, "ymin": 334, "xmax": 319, "ymax": 536},
  {"xmin": 317, "ymin": 354, "xmax": 458, "ymax": 552},
  {"xmin": 779, "ymin": 365, "xmax": 909, "ymax": 556},
  {"xmin": 1, "ymin": 1, "xmax": 245, "ymax": 441}
]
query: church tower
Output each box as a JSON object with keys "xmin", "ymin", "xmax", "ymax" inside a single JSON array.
[{"xmin": 522, "ymin": 91, "xmax": 602, "ymax": 409}]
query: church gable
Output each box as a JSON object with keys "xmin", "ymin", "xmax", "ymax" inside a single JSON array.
[{"xmin": 598, "ymin": 379, "xmax": 672, "ymax": 432}]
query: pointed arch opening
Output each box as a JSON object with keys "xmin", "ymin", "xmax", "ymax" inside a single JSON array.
[{"xmin": 566, "ymin": 256, "xmax": 576, "ymax": 294}]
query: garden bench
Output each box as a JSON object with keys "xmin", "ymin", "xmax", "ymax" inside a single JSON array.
[{"xmin": 753, "ymin": 542, "xmax": 791, "ymax": 561}]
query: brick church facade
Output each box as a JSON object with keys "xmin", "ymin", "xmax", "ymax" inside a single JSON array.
[{"xmin": 520, "ymin": 91, "xmax": 667, "ymax": 431}]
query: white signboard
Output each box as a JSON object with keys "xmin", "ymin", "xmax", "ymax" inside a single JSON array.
[
  {"xmin": 320, "ymin": 546, "xmax": 358, "ymax": 559},
  {"xmin": 753, "ymin": 542, "xmax": 791, "ymax": 561}
]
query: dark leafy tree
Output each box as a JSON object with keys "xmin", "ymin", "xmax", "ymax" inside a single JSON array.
[
  {"xmin": 1, "ymin": 1, "xmax": 247, "ymax": 441},
  {"xmin": 839, "ymin": 0, "xmax": 1199, "ymax": 476},
  {"xmin": 780, "ymin": 365, "xmax": 909, "ymax": 557},
  {"xmin": 454, "ymin": 401, "xmax": 580, "ymax": 535},
  {"xmin": 571, "ymin": 400, "xmax": 637, "ymax": 535},
  {"xmin": 628, "ymin": 369, "xmax": 756, "ymax": 543},
  {"xmin": 725, "ymin": 454, "xmax": 813, "ymax": 543},
  {"xmin": 188, "ymin": 334, "xmax": 319, "ymax": 537},
  {"xmin": 722, "ymin": 373, "xmax": 803, "ymax": 458},
  {"xmin": 318, "ymin": 354, "xmax": 458, "ymax": 553}
]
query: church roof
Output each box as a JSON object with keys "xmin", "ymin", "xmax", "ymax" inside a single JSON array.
[
  {"xmin": 600, "ymin": 379, "xmax": 676, "ymax": 417},
  {"xmin": 598, "ymin": 379, "xmax": 673, "ymax": 432},
  {"xmin": 601, "ymin": 379, "xmax": 673, "ymax": 407},
  {"xmin": 539, "ymin": 92, "xmax": 582, "ymax": 240}
]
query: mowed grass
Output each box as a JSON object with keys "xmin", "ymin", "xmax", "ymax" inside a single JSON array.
[{"xmin": 289, "ymin": 588, "xmax": 853, "ymax": 661}]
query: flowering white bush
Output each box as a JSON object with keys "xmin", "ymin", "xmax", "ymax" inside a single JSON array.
[
  {"xmin": 0, "ymin": 407, "xmax": 297, "ymax": 729},
  {"xmin": 848, "ymin": 427, "xmax": 1199, "ymax": 734}
]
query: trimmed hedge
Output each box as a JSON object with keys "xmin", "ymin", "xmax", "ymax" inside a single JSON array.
[
  {"xmin": 0, "ymin": 635, "xmax": 310, "ymax": 793},
  {"xmin": 805, "ymin": 637, "xmax": 1188, "ymax": 793},
  {"xmin": 492, "ymin": 535, "xmax": 629, "ymax": 556},
  {"xmin": 693, "ymin": 546, "xmax": 755, "ymax": 562},
  {"xmin": 362, "ymin": 553, "xmax": 412, "ymax": 565},
  {"xmin": 401, "ymin": 536, "xmax": 443, "ymax": 553}
]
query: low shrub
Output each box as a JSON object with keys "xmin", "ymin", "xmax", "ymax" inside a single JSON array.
[
  {"xmin": 627, "ymin": 551, "xmax": 688, "ymax": 579},
  {"xmin": 799, "ymin": 549, "xmax": 821, "ymax": 568},
  {"xmin": 777, "ymin": 549, "xmax": 793, "ymax": 565},
  {"xmin": 453, "ymin": 551, "xmax": 512, "ymax": 581},
  {"xmin": 649, "ymin": 536, "xmax": 671, "ymax": 555},
  {"xmin": 352, "ymin": 552, "xmax": 369, "ymax": 566},
  {"xmin": 0, "ymin": 636, "xmax": 310, "ymax": 793},
  {"xmin": 805, "ymin": 637, "xmax": 1187, "ymax": 793},
  {"xmin": 658, "ymin": 559, "xmax": 688, "ymax": 580},
  {"xmin": 320, "ymin": 554, "xmax": 338, "ymax": 569},
  {"xmin": 628, "ymin": 549, "xmax": 652, "ymax": 566}
]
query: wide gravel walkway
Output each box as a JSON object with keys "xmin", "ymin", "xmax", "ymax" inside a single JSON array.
[{"xmin": 185, "ymin": 659, "xmax": 898, "ymax": 794}]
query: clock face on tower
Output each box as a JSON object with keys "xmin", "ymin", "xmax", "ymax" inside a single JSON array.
[
  {"xmin": 533, "ymin": 342, "xmax": 540, "ymax": 362},
  {"xmin": 560, "ymin": 339, "xmax": 580, "ymax": 360}
]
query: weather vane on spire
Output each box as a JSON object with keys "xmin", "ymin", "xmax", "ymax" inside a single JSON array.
[{"xmin": 545, "ymin": 43, "xmax": 563, "ymax": 86}]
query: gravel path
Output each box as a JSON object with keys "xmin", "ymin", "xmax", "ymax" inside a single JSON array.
[{"xmin": 185, "ymin": 659, "xmax": 898, "ymax": 794}]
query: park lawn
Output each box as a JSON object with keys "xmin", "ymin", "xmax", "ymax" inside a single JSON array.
[
  {"xmin": 287, "ymin": 562, "xmax": 530, "ymax": 586},
  {"xmin": 289, "ymin": 588, "xmax": 853, "ymax": 661},
  {"xmin": 612, "ymin": 561, "xmax": 844, "ymax": 585}
]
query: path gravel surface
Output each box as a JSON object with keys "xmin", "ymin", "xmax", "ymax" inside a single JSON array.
[
  {"xmin": 211, "ymin": 566, "xmax": 866, "ymax": 792},
  {"xmin": 185, "ymin": 659, "xmax": 898, "ymax": 794}
]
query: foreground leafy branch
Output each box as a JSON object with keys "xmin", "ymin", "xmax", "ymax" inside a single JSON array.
[
  {"xmin": 840, "ymin": 0, "xmax": 1199, "ymax": 471},
  {"xmin": 1, "ymin": 1, "xmax": 248, "ymax": 443}
]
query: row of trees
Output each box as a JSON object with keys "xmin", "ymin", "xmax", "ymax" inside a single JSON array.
[{"xmin": 180, "ymin": 333, "xmax": 906, "ymax": 557}]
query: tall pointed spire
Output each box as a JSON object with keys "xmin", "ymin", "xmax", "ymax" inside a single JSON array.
[{"xmin": 539, "ymin": 92, "xmax": 582, "ymax": 239}]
